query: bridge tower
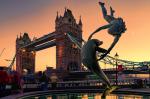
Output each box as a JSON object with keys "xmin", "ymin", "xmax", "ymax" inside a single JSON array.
[
  {"xmin": 55, "ymin": 9, "xmax": 82, "ymax": 72},
  {"xmin": 16, "ymin": 33, "xmax": 35, "ymax": 75}
]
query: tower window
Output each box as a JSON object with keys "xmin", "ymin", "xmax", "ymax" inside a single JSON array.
[
  {"xmin": 68, "ymin": 18, "xmax": 71, "ymax": 22},
  {"xmin": 72, "ymin": 44, "xmax": 77, "ymax": 49}
]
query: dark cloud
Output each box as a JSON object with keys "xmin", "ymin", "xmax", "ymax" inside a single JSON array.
[{"xmin": 0, "ymin": 0, "xmax": 54, "ymax": 22}]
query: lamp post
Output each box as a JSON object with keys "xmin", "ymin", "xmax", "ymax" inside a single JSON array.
[
  {"xmin": 114, "ymin": 53, "xmax": 119, "ymax": 85},
  {"xmin": 149, "ymin": 64, "xmax": 150, "ymax": 88}
]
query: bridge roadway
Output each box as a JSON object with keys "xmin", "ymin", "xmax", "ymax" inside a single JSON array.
[
  {"xmin": 21, "ymin": 32, "xmax": 57, "ymax": 51},
  {"xmin": 33, "ymin": 40, "xmax": 56, "ymax": 51},
  {"xmin": 23, "ymin": 32, "xmax": 56, "ymax": 48}
]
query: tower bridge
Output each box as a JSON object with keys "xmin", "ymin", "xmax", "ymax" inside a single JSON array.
[
  {"xmin": 16, "ymin": 9, "xmax": 82, "ymax": 75},
  {"xmin": 15, "ymin": 8, "xmax": 150, "ymax": 76}
]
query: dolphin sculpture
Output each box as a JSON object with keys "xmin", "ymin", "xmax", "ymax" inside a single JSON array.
[
  {"xmin": 66, "ymin": 2, "xmax": 126, "ymax": 98},
  {"xmin": 67, "ymin": 32, "xmax": 116, "ymax": 98}
]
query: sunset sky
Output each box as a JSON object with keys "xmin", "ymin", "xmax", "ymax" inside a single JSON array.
[{"xmin": 0, "ymin": 0, "xmax": 150, "ymax": 71}]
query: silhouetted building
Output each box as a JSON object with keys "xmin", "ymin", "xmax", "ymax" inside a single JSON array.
[
  {"xmin": 55, "ymin": 9, "xmax": 82, "ymax": 72},
  {"xmin": 16, "ymin": 8, "xmax": 83, "ymax": 78},
  {"xmin": 0, "ymin": 66, "xmax": 8, "ymax": 71},
  {"xmin": 16, "ymin": 33, "xmax": 35, "ymax": 75}
]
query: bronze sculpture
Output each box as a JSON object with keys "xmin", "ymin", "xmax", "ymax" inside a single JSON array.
[{"xmin": 66, "ymin": 2, "xmax": 126, "ymax": 98}]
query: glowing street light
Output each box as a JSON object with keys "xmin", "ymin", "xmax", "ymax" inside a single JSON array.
[
  {"xmin": 21, "ymin": 48, "xmax": 26, "ymax": 52},
  {"xmin": 114, "ymin": 53, "xmax": 119, "ymax": 85}
]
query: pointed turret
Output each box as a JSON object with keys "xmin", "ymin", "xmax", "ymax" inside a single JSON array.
[
  {"xmin": 78, "ymin": 16, "xmax": 82, "ymax": 29},
  {"xmin": 22, "ymin": 32, "xmax": 31, "ymax": 44},
  {"xmin": 56, "ymin": 11, "xmax": 59, "ymax": 21},
  {"xmin": 16, "ymin": 35, "xmax": 19, "ymax": 42},
  {"xmin": 55, "ymin": 8, "xmax": 81, "ymax": 32},
  {"xmin": 64, "ymin": 8, "xmax": 74, "ymax": 19},
  {"xmin": 64, "ymin": 7, "xmax": 67, "ymax": 16},
  {"xmin": 65, "ymin": 7, "xmax": 67, "ymax": 12},
  {"xmin": 79, "ymin": 16, "xmax": 82, "ymax": 26},
  {"xmin": 19, "ymin": 32, "xmax": 22, "ymax": 39}
]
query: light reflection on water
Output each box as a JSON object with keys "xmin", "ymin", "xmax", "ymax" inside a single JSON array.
[{"xmin": 29, "ymin": 93, "xmax": 150, "ymax": 99}]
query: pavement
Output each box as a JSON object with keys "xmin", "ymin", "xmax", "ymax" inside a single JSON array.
[
  {"xmin": 116, "ymin": 88, "xmax": 150, "ymax": 95},
  {"xmin": 1, "ymin": 88, "xmax": 150, "ymax": 99}
]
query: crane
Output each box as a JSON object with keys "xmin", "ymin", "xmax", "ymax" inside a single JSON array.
[
  {"xmin": 0, "ymin": 48, "xmax": 5, "ymax": 57},
  {"xmin": 7, "ymin": 54, "xmax": 16, "ymax": 73}
]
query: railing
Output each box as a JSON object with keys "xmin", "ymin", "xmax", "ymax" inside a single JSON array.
[
  {"xmin": 2, "ymin": 78, "xmax": 149, "ymax": 91},
  {"xmin": 21, "ymin": 78, "xmax": 149, "ymax": 89}
]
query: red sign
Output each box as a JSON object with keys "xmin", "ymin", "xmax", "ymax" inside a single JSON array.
[{"xmin": 118, "ymin": 65, "xmax": 124, "ymax": 71}]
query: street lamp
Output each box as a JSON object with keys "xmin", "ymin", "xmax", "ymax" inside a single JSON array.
[
  {"xmin": 114, "ymin": 53, "xmax": 119, "ymax": 85},
  {"xmin": 148, "ymin": 64, "xmax": 150, "ymax": 88}
]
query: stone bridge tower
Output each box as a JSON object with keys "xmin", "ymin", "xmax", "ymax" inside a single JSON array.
[
  {"xmin": 55, "ymin": 9, "xmax": 82, "ymax": 72},
  {"xmin": 16, "ymin": 33, "xmax": 35, "ymax": 75}
]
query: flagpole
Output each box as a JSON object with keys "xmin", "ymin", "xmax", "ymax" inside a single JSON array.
[{"xmin": 114, "ymin": 53, "xmax": 119, "ymax": 85}]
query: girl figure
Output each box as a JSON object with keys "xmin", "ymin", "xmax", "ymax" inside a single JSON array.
[{"xmin": 67, "ymin": 2, "xmax": 126, "ymax": 99}]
